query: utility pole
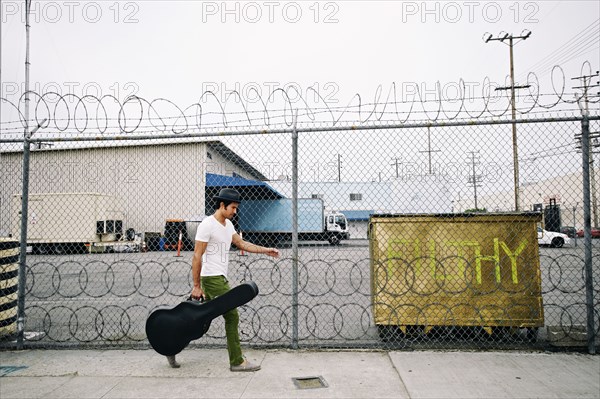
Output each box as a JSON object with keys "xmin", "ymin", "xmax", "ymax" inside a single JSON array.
[
  {"xmin": 484, "ymin": 30, "xmax": 532, "ymax": 212},
  {"xmin": 578, "ymin": 77, "xmax": 598, "ymax": 355},
  {"xmin": 337, "ymin": 153, "xmax": 342, "ymax": 182},
  {"xmin": 419, "ymin": 126, "xmax": 441, "ymax": 175},
  {"xmin": 391, "ymin": 158, "xmax": 401, "ymax": 179},
  {"xmin": 467, "ymin": 151, "xmax": 482, "ymax": 210},
  {"xmin": 573, "ymin": 71, "xmax": 600, "ymax": 227}
]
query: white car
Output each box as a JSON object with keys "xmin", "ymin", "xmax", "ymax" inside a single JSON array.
[{"xmin": 537, "ymin": 227, "xmax": 570, "ymax": 248}]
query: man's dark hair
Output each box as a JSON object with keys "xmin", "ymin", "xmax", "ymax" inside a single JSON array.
[{"xmin": 215, "ymin": 199, "xmax": 238, "ymax": 210}]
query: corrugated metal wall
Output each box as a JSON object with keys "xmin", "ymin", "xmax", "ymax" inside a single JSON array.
[{"xmin": 1, "ymin": 141, "xmax": 260, "ymax": 237}]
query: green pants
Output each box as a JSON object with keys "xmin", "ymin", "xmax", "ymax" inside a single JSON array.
[{"xmin": 201, "ymin": 275, "xmax": 243, "ymax": 366}]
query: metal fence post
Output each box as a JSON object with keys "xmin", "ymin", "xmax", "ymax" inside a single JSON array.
[
  {"xmin": 581, "ymin": 114, "xmax": 596, "ymax": 355},
  {"xmin": 16, "ymin": 138, "xmax": 31, "ymax": 350},
  {"xmin": 16, "ymin": 0, "xmax": 33, "ymax": 350},
  {"xmin": 291, "ymin": 111, "xmax": 299, "ymax": 349}
]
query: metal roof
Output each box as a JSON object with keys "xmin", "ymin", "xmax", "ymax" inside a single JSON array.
[
  {"xmin": 206, "ymin": 173, "xmax": 284, "ymax": 200},
  {"xmin": 206, "ymin": 141, "xmax": 267, "ymax": 181},
  {"xmin": 1, "ymin": 139, "xmax": 267, "ymax": 181},
  {"xmin": 340, "ymin": 210, "xmax": 375, "ymax": 221}
]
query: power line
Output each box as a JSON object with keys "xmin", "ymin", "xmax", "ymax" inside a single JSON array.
[
  {"xmin": 518, "ymin": 20, "xmax": 599, "ymax": 81},
  {"xmin": 521, "ymin": 19, "xmax": 598, "ymax": 71},
  {"xmin": 520, "ymin": 20, "xmax": 598, "ymax": 71},
  {"xmin": 527, "ymin": 143, "xmax": 575, "ymax": 156}
]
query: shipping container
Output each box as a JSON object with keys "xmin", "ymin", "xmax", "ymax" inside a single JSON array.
[{"xmin": 11, "ymin": 193, "xmax": 127, "ymax": 254}]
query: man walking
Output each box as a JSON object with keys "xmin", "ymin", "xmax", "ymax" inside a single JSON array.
[{"xmin": 167, "ymin": 188, "xmax": 279, "ymax": 370}]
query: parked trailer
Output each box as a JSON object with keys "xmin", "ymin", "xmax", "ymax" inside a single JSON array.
[
  {"xmin": 11, "ymin": 193, "xmax": 135, "ymax": 254},
  {"xmin": 237, "ymin": 198, "xmax": 349, "ymax": 246}
]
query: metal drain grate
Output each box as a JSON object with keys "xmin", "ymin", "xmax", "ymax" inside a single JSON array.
[{"xmin": 292, "ymin": 376, "xmax": 328, "ymax": 389}]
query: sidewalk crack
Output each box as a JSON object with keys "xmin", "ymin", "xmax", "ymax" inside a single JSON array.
[
  {"xmin": 238, "ymin": 352, "xmax": 267, "ymax": 398},
  {"xmin": 386, "ymin": 352, "xmax": 412, "ymax": 399}
]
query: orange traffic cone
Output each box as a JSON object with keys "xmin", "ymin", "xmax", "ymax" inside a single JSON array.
[{"xmin": 175, "ymin": 232, "xmax": 183, "ymax": 257}]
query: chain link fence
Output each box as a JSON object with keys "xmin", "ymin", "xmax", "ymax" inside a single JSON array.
[{"xmin": 0, "ymin": 86, "xmax": 598, "ymax": 353}]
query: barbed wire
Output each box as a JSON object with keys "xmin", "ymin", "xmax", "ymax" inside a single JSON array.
[
  {"xmin": 0, "ymin": 92, "xmax": 590, "ymax": 126},
  {"xmin": 10, "ymin": 255, "xmax": 597, "ymax": 347},
  {"xmin": 1, "ymin": 63, "xmax": 598, "ymax": 141},
  {"xmin": 0, "ymin": 108, "xmax": 590, "ymax": 140}
]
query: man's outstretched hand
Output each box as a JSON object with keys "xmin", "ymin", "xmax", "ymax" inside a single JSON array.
[{"xmin": 264, "ymin": 248, "xmax": 280, "ymax": 258}]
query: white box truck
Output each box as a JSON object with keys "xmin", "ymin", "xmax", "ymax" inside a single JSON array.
[
  {"xmin": 12, "ymin": 193, "xmax": 136, "ymax": 254},
  {"xmin": 238, "ymin": 198, "xmax": 350, "ymax": 246}
]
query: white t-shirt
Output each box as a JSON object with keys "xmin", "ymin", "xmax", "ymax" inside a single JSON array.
[{"xmin": 195, "ymin": 215, "xmax": 237, "ymax": 277}]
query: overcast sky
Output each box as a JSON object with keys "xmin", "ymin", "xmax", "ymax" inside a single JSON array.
[
  {"xmin": 1, "ymin": 1, "xmax": 599, "ymax": 199},
  {"xmin": 2, "ymin": 1, "xmax": 598, "ymax": 115}
]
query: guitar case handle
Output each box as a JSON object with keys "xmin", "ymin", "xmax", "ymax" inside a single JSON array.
[{"xmin": 186, "ymin": 295, "xmax": 205, "ymax": 303}]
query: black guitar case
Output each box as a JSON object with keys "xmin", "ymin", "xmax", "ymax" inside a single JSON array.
[{"xmin": 145, "ymin": 281, "xmax": 259, "ymax": 356}]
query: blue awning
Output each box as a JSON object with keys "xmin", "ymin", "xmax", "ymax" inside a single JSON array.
[
  {"xmin": 206, "ymin": 173, "xmax": 285, "ymax": 200},
  {"xmin": 340, "ymin": 210, "xmax": 374, "ymax": 221}
]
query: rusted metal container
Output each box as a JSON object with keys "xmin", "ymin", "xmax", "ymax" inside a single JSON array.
[{"xmin": 369, "ymin": 213, "xmax": 544, "ymax": 336}]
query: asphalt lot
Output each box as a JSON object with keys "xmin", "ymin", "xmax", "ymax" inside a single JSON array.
[{"xmin": 14, "ymin": 238, "xmax": 599, "ymax": 348}]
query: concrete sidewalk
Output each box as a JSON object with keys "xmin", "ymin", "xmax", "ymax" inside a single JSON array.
[{"xmin": 0, "ymin": 348, "xmax": 598, "ymax": 399}]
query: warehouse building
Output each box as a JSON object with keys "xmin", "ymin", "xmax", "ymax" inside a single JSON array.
[
  {"xmin": 0, "ymin": 140, "xmax": 267, "ymax": 239},
  {"xmin": 270, "ymin": 176, "xmax": 452, "ymax": 238},
  {"xmin": 453, "ymin": 168, "xmax": 600, "ymax": 231}
]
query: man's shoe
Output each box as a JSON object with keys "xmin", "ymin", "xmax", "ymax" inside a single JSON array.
[
  {"xmin": 167, "ymin": 355, "xmax": 180, "ymax": 368},
  {"xmin": 230, "ymin": 359, "xmax": 261, "ymax": 372}
]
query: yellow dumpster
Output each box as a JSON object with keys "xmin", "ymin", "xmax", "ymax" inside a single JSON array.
[{"xmin": 369, "ymin": 213, "xmax": 544, "ymax": 338}]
